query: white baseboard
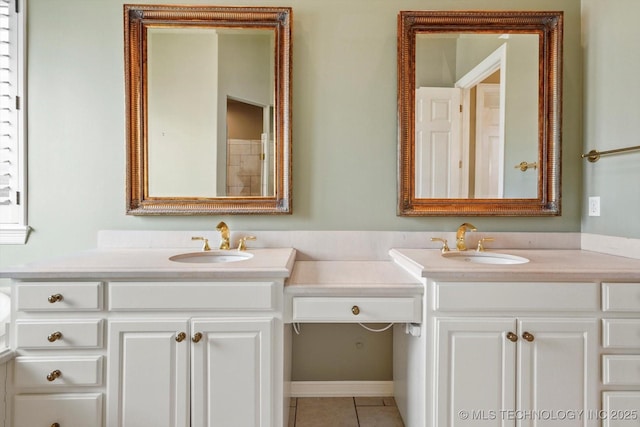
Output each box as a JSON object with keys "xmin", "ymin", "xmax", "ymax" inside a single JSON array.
[{"xmin": 290, "ymin": 381, "xmax": 394, "ymax": 397}]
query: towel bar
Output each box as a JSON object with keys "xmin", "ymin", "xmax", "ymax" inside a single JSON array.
[{"xmin": 581, "ymin": 145, "xmax": 640, "ymax": 162}]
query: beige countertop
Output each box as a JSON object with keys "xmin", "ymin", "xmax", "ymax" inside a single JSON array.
[
  {"xmin": 286, "ymin": 261, "xmax": 423, "ymax": 296},
  {"xmin": 389, "ymin": 248, "xmax": 640, "ymax": 282},
  {"xmin": 0, "ymin": 248, "xmax": 297, "ymax": 280}
]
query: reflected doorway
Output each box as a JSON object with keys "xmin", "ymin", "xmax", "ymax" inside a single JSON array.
[
  {"xmin": 226, "ymin": 98, "xmax": 274, "ymax": 196},
  {"xmin": 415, "ymin": 44, "xmax": 506, "ymax": 199}
]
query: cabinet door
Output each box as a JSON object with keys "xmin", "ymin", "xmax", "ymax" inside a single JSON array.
[
  {"xmin": 435, "ymin": 318, "xmax": 517, "ymax": 427},
  {"xmin": 517, "ymin": 318, "xmax": 598, "ymax": 427},
  {"xmin": 191, "ymin": 318, "xmax": 273, "ymax": 427},
  {"xmin": 107, "ymin": 319, "xmax": 190, "ymax": 427}
]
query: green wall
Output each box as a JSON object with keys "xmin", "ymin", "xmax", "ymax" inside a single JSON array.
[
  {"xmin": 0, "ymin": 0, "xmax": 585, "ymax": 268},
  {"xmin": 581, "ymin": 0, "xmax": 640, "ymax": 237}
]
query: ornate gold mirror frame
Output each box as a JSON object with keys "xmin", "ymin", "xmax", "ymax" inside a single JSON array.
[
  {"xmin": 398, "ymin": 11, "xmax": 563, "ymax": 216},
  {"xmin": 124, "ymin": 5, "xmax": 292, "ymax": 215}
]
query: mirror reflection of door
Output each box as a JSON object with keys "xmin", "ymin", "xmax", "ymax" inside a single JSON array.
[
  {"xmin": 415, "ymin": 79, "xmax": 504, "ymax": 199},
  {"xmin": 226, "ymin": 98, "xmax": 273, "ymax": 197},
  {"xmin": 415, "ymin": 34, "xmax": 539, "ymax": 200},
  {"xmin": 415, "ymin": 87, "xmax": 463, "ymax": 198},
  {"xmin": 474, "ymin": 82, "xmax": 503, "ymax": 197},
  {"xmin": 415, "ymin": 44, "xmax": 507, "ymax": 198}
]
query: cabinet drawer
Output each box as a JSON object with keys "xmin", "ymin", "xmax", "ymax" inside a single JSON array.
[
  {"xmin": 109, "ymin": 282, "xmax": 276, "ymax": 311},
  {"xmin": 16, "ymin": 282, "xmax": 102, "ymax": 311},
  {"xmin": 15, "ymin": 320, "xmax": 103, "ymax": 349},
  {"xmin": 292, "ymin": 297, "xmax": 421, "ymax": 322},
  {"xmin": 14, "ymin": 356, "xmax": 103, "ymax": 388},
  {"xmin": 434, "ymin": 282, "xmax": 599, "ymax": 312},
  {"xmin": 603, "ymin": 319, "xmax": 640, "ymax": 349},
  {"xmin": 603, "ymin": 355, "xmax": 640, "ymax": 385},
  {"xmin": 603, "ymin": 283, "xmax": 640, "ymax": 312},
  {"xmin": 14, "ymin": 393, "xmax": 102, "ymax": 427},
  {"xmin": 602, "ymin": 392, "xmax": 640, "ymax": 427}
]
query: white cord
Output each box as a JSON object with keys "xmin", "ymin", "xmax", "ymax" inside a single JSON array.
[
  {"xmin": 358, "ymin": 323, "xmax": 394, "ymax": 333},
  {"xmin": 293, "ymin": 322, "xmax": 393, "ymax": 334},
  {"xmin": 293, "ymin": 322, "xmax": 302, "ymax": 335}
]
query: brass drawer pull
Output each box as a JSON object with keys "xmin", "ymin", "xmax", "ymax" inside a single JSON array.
[
  {"xmin": 351, "ymin": 306, "xmax": 360, "ymax": 315},
  {"xmin": 175, "ymin": 332, "xmax": 187, "ymax": 342},
  {"xmin": 192, "ymin": 332, "xmax": 203, "ymax": 343},
  {"xmin": 506, "ymin": 332, "xmax": 518, "ymax": 342},
  {"xmin": 51, "ymin": 424, "xmax": 61, "ymax": 427},
  {"xmin": 46, "ymin": 369, "xmax": 62, "ymax": 382},
  {"xmin": 47, "ymin": 331, "xmax": 63, "ymax": 342},
  {"xmin": 48, "ymin": 294, "xmax": 64, "ymax": 303},
  {"xmin": 522, "ymin": 331, "xmax": 535, "ymax": 342}
]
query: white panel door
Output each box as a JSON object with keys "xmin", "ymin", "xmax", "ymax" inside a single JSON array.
[
  {"xmin": 191, "ymin": 318, "xmax": 273, "ymax": 427},
  {"xmin": 108, "ymin": 319, "xmax": 190, "ymax": 427},
  {"xmin": 436, "ymin": 318, "xmax": 517, "ymax": 427},
  {"xmin": 415, "ymin": 87, "xmax": 463, "ymax": 198},
  {"xmin": 475, "ymin": 83, "xmax": 504, "ymax": 198},
  {"xmin": 517, "ymin": 318, "xmax": 598, "ymax": 427}
]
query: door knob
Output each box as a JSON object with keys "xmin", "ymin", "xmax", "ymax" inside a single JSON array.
[
  {"xmin": 522, "ymin": 331, "xmax": 535, "ymax": 342},
  {"xmin": 506, "ymin": 332, "xmax": 518, "ymax": 342}
]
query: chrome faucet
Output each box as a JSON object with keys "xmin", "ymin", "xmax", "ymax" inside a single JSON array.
[
  {"xmin": 216, "ymin": 221, "xmax": 230, "ymax": 250},
  {"xmin": 456, "ymin": 222, "xmax": 477, "ymax": 251}
]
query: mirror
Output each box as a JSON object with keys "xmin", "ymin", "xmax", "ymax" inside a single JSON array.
[
  {"xmin": 124, "ymin": 5, "xmax": 292, "ymax": 214},
  {"xmin": 397, "ymin": 11, "xmax": 563, "ymax": 216}
]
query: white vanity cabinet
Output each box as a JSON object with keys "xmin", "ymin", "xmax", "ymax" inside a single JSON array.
[
  {"xmin": 11, "ymin": 281, "xmax": 105, "ymax": 427},
  {"xmin": 106, "ymin": 281, "xmax": 281, "ymax": 427},
  {"xmin": 601, "ymin": 282, "xmax": 640, "ymax": 427},
  {"xmin": 429, "ymin": 281, "xmax": 600, "ymax": 427},
  {"xmin": 10, "ymin": 279, "xmax": 285, "ymax": 427},
  {"xmin": 108, "ymin": 318, "xmax": 273, "ymax": 427}
]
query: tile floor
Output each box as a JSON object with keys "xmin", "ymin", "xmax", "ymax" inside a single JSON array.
[{"xmin": 289, "ymin": 397, "xmax": 405, "ymax": 427}]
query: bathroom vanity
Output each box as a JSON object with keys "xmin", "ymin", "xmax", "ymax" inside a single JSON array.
[
  {"xmin": 4, "ymin": 247, "xmax": 296, "ymax": 427},
  {"xmin": 390, "ymin": 248, "xmax": 640, "ymax": 427},
  {"xmin": 3, "ymin": 236, "xmax": 640, "ymax": 427}
]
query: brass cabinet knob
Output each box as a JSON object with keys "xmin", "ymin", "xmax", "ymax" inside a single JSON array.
[
  {"xmin": 47, "ymin": 331, "xmax": 63, "ymax": 342},
  {"xmin": 506, "ymin": 332, "xmax": 518, "ymax": 342},
  {"xmin": 192, "ymin": 332, "xmax": 203, "ymax": 343},
  {"xmin": 175, "ymin": 332, "xmax": 187, "ymax": 342},
  {"xmin": 51, "ymin": 424, "xmax": 61, "ymax": 427},
  {"xmin": 48, "ymin": 294, "xmax": 64, "ymax": 303},
  {"xmin": 351, "ymin": 306, "xmax": 360, "ymax": 315},
  {"xmin": 46, "ymin": 369, "xmax": 62, "ymax": 382},
  {"xmin": 522, "ymin": 331, "xmax": 535, "ymax": 342}
]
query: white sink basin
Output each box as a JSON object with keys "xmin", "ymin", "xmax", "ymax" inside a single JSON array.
[
  {"xmin": 169, "ymin": 251, "xmax": 254, "ymax": 264},
  {"xmin": 442, "ymin": 251, "xmax": 529, "ymax": 265}
]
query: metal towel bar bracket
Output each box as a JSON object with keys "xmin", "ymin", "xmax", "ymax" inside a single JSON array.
[{"xmin": 581, "ymin": 145, "xmax": 640, "ymax": 162}]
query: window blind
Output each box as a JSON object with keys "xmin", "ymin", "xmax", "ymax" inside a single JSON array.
[{"xmin": 0, "ymin": 0, "xmax": 28, "ymax": 244}]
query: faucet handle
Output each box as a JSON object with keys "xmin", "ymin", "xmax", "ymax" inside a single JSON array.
[
  {"xmin": 191, "ymin": 236, "xmax": 211, "ymax": 251},
  {"xmin": 476, "ymin": 237, "xmax": 495, "ymax": 252},
  {"xmin": 237, "ymin": 236, "xmax": 256, "ymax": 251},
  {"xmin": 431, "ymin": 237, "xmax": 450, "ymax": 253}
]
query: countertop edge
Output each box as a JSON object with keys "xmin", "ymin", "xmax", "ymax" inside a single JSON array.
[{"xmin": 389, "ymin": 248, "xmax": 640, "ymax": 282}]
